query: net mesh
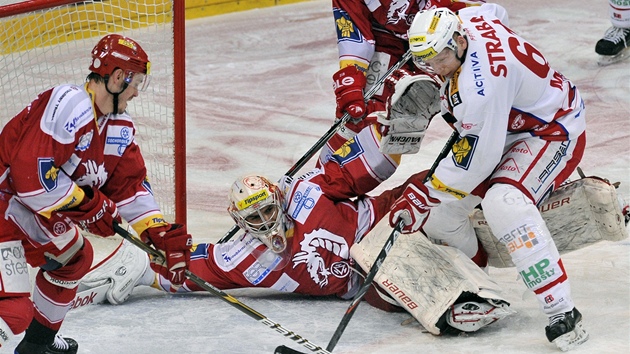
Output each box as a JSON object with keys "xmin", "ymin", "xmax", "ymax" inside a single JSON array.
[{"xmin": 0, "ymin": 0, "xmax": 177, "ymax": 221}]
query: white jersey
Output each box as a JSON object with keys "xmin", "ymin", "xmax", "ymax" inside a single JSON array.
[{"xmin": 429, "ymin": 7, "xmax": 586, "ymax": 203}]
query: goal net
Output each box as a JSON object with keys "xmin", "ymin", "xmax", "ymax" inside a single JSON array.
[{"xmin": 0, "ymin": 0, "xmax": 186, "ymax": 223}]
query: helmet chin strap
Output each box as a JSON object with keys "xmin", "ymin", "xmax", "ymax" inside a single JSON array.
[{"xmin": 103, "ymin": 75, "xmax": 129, "ymax": 115}]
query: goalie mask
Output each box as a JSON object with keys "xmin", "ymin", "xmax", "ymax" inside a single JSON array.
[
  {"xmin": 228, "ymin": 175, "xmax": 288, "ymax": 254},
  {"xmin": 408, "ymin": 8, "xmax": 464, "ymax": 68}
]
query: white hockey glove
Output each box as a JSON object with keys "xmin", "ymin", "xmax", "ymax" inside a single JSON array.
[{"xmin": 377, "ymin": 69, "xmax": 442, "ymax": 155}]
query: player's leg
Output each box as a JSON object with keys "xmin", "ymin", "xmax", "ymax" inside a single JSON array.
[
  {"xmin": 595, "ymin": 0, "xmax": 630, "ymax": 65},
  {"xmin": 0, "ymin": 235, "xmax": 33, "ymax": 348},
  {"xmin": 483, "ymin": 133, "xmax": 588, "ymax": 351},
  {"xmin": 422, "ymin": 193, "xmax": 488, "ymax": 268},
  {"xmin": 16, "ymin": 232, "xmax": 92, "ymax": 354}
]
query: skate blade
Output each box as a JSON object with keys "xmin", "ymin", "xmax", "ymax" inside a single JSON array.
[
  {"xmin": 597, "ymin": 49, "xmax": 630, "ymax": 66},
  {"xmin": 552, "ymin": 321, "xmax": 589, "ymax": 352}
]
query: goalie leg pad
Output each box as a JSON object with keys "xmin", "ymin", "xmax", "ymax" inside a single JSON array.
[
  {"xmin": 474, "ymin": 177, "xmax": 629, "ymax": 268},
  {"xmin": 80, "ymin": 240, "xmax": 150, "ymax": 305},
  {"xmin": 351, "ymin": 217, "xmax": 511, "ymax": 335}
]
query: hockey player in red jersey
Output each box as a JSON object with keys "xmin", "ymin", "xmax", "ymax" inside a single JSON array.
[
  {"xmin": 331, "ymin": 0, "xmax": 485, "ymax": 119},
  {"xmin": 388, "ymin": 5, "xmax": 589, "ymax": 351},
  {"xmin": 84, "ymin": 122, "xmax": 404, "ymax": 302},
  {"xmin": 0, "ymin": 34, "xmax": 192, "ymax": 354}
]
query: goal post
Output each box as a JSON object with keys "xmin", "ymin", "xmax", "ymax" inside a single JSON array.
[{"xmin": 0, "ymin": 0, "xmax": 187, "ymax": 224}]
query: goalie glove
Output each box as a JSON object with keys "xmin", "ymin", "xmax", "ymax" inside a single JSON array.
[
  {"xmin": 377, "ymin": 69, "xmax": 442, "ymax": 155},
  {"xmin": 59, "ymin": 186, "xmax": 121, "ymax": 237},
  {"xmin": 389, "ymin": 181, "xmax": 439, "ymax": 234},
  {"xmin": 141, "ymin": 223, "xmax": 192, "ymax": 292}
]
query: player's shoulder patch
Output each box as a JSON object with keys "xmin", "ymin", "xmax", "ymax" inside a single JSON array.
[
  {"xmin": 38, "ymin": 157, "xmax": 59, "ymax": 192},
  {"xmin": 334, "ymin": 7, "xmax": 362, "ymax": 43},
  {"xmin": 42, "ymin": 85, "xmax": 93, "ymax": 144},
  {"xmin": 451, "ymin": 134, "xmax": 478, "ymax": 170},
  {"xmin": 331, "ymin": 136, "xmax": 365, "ymax": 167}
]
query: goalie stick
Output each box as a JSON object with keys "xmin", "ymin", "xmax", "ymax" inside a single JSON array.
[
  {"xmin": 276, "ymin": 130, "xmax": 460, "ymax": 354},
  {"xmin": 217, "ymin": 50, "xmax": 414, "ymax": 244},
  {"xmin": 111, "ymin": 223, "xmax": 331, "ymax": 354}
]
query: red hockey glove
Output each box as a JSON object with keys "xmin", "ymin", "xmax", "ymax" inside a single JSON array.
[
  {"xmin": 141, "ymin": 223, "xmax": 192, "ymax": 292},
  {"xmin": 60, "ymin": 186, "xmax": 121, "ymax": 237},
  {"xmin": 333, "ymin": 66, "xmax": 367, "ymax": 119},
  {"xmin": 389, "ymin": 182, "xmax": 439, "ymax": 234}
]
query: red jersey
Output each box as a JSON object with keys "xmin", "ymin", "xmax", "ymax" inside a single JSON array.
[
  {"xmin": 0, "ymin": 84, "xmax": 166, "ymax": 259},
  {"xmin": 171, "ymin": 126, "xmax": 404, "ymax": 298},
  {"xmin": 333, "ymin": 0, "xmax": 486, "ymax": 70}
]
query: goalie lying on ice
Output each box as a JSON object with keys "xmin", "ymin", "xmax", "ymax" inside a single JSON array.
[
  {"xmin": 76, "ymin": 173, "xmax": 628, "ymax": 340},
  {"xmin": 76, "ymin": 118, "xmax": 509, "ymax": 336}
]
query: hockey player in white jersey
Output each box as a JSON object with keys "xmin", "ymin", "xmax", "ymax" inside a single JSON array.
[
  {"xmin": 595, "ymin": 0, "xmax": 630, "ymax": 66},
  {"xmin": 388, "ymin": 4, "xmax": 589, "ymax": 351}
]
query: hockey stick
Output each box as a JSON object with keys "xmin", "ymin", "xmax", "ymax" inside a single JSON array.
[
  {"xmin": 275, "ymin": 130, "xmax": 459, "ymax": 354},
  {"xmin": 217, "ymin": 50, "xmax": 414, "ymax": 244},
  {"xmin": 112, "ymin": 223, "xmax": 331, "ymax": 354}
]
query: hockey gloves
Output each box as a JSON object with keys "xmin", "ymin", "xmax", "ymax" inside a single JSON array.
[
  {"xmin": 376, "ymin": 69, "xmax": 441, "ymax": 155},
  {"xmin": 333, "ymin": 66, "xmax": 367, "ymax": 119},
  {"xmin": 141, "ymin": 223, "xmax": 192, "ymax": 292},
  {"xmin": 60, "ymin": 186, "xmax": 121, "ymax": 237},
  {"xmin": 389, "ymin": 181, "xmax": 439, "ymax": 234}
]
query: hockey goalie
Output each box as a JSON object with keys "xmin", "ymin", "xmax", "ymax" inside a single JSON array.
[{"xmin": 352, "ymin": 173, "xmax": 628, "ymax": 337}]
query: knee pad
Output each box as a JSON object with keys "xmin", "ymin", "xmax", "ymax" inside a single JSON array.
[
  {"xmin": 44, "ymin": 239, "xmax": 94, "ymax": 287},
  {"xmin": 482, "ymin": 185, "xmax": 556, "ymax": 262},
  {"xmin": 423, "ymin": 195, "xmax": 482, "ymax": 259}
]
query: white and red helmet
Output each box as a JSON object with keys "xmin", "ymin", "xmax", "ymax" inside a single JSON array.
[
  {"xmin": 89, "ymin": 34, "xmax": 151, "ymax": 91},
  {"xmin": 228, "ymin": 175, "xmax": 287, "ymax": 253},
  {"xmin": 408, "ymin": 8, "xmax": 464, "ymax": 64}
]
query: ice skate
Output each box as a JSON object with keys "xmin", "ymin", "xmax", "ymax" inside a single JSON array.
[
  {"xmin": 80, "ymin": 239, "xmax": 150, "ymax": 305},
  {"xmin": 595, "ymin": 26, "xmax": 630, "ymax": 66},
  {"xmin": 14, "ymin": 333, "xmax": 78, "ymax": 354},
  {"xmin": 545, "ymin": 307, "xmax": 589, "ymax": 351}
]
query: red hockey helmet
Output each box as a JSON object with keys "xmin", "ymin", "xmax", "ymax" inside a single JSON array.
[{"xmin": 89, "ymin": 34, "xmax": 151, "ymax": 90}]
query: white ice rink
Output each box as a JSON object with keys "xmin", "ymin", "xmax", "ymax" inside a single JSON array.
[{"xmin": 7, "ymin": 0, "xmax": 630, "ymax": 353}]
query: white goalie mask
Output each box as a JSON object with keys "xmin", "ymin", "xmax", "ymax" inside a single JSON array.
[
  {"xmin": 408, "ymin": 8, "xmax": 464, "ymax": 68},
  {"xmin": 228, "ymin": 175, "xmax": 288, "ymax": 254}
]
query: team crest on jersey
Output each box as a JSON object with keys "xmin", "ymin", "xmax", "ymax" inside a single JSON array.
[
  {"xmin": 292, "ymin": 229, "xmax": 350, "ymax": 288},
  {"xmin": 334, "ymin": 8, "xmax": 361, "ymax": 42},
  {"xmin": 38, "ymin": 158, "xmax": 59, "ymax": 192},
  {"xmin": 386, "ymin": 0, "xmax": 410, "ymax": 25},
  {"xmin": 75, "ymin": 160, "xmax": 108, "ymax": 188},
  {"xmin": 331, "ymin": 137, "xmax": 364, "ymax": 167},
  {"xmin": 451, "ymin": 135, "xmax": 478, "ymax": 170}
]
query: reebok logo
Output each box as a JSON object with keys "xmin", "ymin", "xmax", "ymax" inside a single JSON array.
[{"xmin": 70, "ymin": 291, "xmax": 98, "ymax": 309}]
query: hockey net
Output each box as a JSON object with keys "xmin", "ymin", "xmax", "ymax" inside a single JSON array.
[{"xmin": 0, "ymin": 0, "xmax": 186, "ymax": 223}]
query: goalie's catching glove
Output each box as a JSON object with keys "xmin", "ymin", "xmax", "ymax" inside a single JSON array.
[
  {"xmin": 389, "ymin": 180, "xmax": 439, "ymax": 234},
  {"xmin": 141, "ymin": 223, "xmax": 192, "ymax": 292},
  {"xmin": 333, "ymin": 66, "xmax": 367, "ymax": 119},
  {"xmin": 377, "ymin": 69, "xmax": 441, "ymax": 155},
  {"xmin": 59, "ymin": 186, "xmax": 121, "ymax": 237}
]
